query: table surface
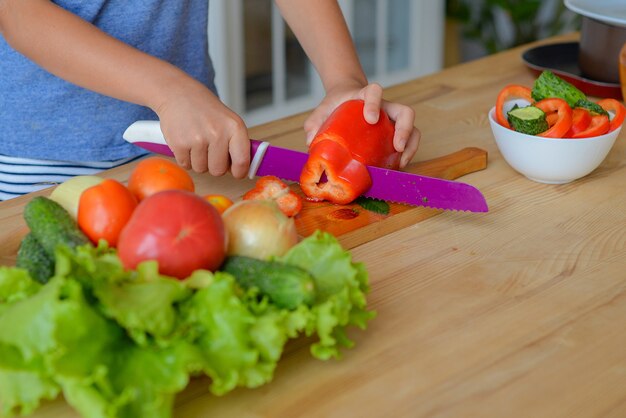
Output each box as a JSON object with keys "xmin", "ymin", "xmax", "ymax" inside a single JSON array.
[{"xmin": 2, "ymin": 33, "xmax": 626, "ymax": 418}]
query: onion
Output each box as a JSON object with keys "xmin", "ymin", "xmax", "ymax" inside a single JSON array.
[
  {"xmin": 222, "ymin": 200, "xmax": 298, "ymax": 259},
  {"xmin": 49, "ymin": 175, "xmax": 104, "ymax": 219}
]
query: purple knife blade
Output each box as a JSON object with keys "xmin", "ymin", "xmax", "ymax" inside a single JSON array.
[
  {"xmin": 250, "ymin": 140, "xmax": 309, "ymax": 181},
  {"xmin": 125, "ymin": 139, "xmax": 308, "ymax": 181},
  {"xmin": 123, "ymin": 121, "xmax": 488, "ymax": 212},
  {"xmin": 363, "ymin": 167, "xmax": 488, "ymax": 212}
]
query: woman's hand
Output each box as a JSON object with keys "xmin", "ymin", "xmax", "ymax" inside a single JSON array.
[
  {"xmin": 304, "ymin": 82, "xmax": 420, "ymax": 168},
  {"xmin": 155, "ymin": 76, "xmax": 251, "ymax": 179}
]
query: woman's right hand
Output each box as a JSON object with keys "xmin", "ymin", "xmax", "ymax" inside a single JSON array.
[{"xmin": 154, "ymin": 76, "xmax": 251, "ymax": 179}]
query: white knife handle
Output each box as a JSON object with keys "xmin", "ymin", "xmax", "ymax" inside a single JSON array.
[
  {"xmin": 122, "ymin": 120, "xmax": 166, "ymax": 145},
  {"xmin": 122, "ymin": 120, "xmax": 268, "ymax": 179}
]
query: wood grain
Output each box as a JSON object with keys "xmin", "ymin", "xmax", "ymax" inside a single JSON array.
[{"xmin": 4, "ymin": 33, "xmax": 626, "ymax": 418}]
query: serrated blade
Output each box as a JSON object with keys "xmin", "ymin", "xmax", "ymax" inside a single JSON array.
[
  {"xmin": 363, "ymin": 166, "xmax": 488, "ymax": 212},
  {"xmin": 123, "ymin": 121, "xmax": 488, "ymax": 212}
]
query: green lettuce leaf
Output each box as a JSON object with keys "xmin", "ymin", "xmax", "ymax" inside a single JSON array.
[
  {"xmin": 278, "ymin": 231, "xmax": 376, "ymax": 359},
  {"xmin": 0, "ymin": 247, "xmax": 196, "ymax": 418},
  {"xmin": 57, "ymin": 338, "xmax": 198, "ymax": 418},
  {"xmin": 180, "ymin": 272, "xmax": 288, "ymax": 395},
  {"xmin": 0, "ymin": 370, "xmax": 59, "ymax": 417},
  {"xmin": 0, "ymin": 267, "xmax": 41, "ymax": 306},
  {"xmin": 55, "ymin": 245, "xmax": 193, "ymax": 345},
  {"xmin": 92, "ymin": 264, "xmax": 192, "ymax": 345},
  {"xmin": 0, "ymin": 274, "xmax": 122, "ymax": 417},
  {"xmin": 0, "ymin": 230, "xmax": 375, "ymax": 417}
]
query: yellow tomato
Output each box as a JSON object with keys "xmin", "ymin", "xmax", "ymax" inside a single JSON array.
[{"xmin": 204, "ymin": 194, "xmax": 234, "ymax": 214}]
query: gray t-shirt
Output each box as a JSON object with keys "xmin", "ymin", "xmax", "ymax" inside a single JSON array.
[{"xmin": 0, "ymin": 0, "xmax": 217, "ymax": 161}]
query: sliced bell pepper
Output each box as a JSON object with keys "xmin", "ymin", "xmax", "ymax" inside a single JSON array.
[
  {"xmin": 496, "ymin": 84, "xmax": 533, "ymax": 129},
  {"xmin": 243, "ymin": 175, "xmax": 302, "ymax": 217},
  {"xmin": 545, "ymin": 112, "xmax": 558, "ymax": 127},
  {"xmin": 571, "ymin": 114, "xmax": 610, "ymax": 138},
  {"xmin": 300, "ymin": 99, "xmax": 400, "ymax": 205},
  {"xmin": 534, "ymin": 98, "xmax": 573, "ymax": 138},
  {"xmin": 564, "ymin": 108, "xmax": 592, "ymax": 137},
  {"xmin": 597, "ymin": 98, "xmax": 626, "ymax": 132}
]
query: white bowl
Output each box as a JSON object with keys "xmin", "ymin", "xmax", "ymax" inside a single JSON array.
[{"xmin": 488, "ymin": 105, "xmax": 621, "ymax": 184}]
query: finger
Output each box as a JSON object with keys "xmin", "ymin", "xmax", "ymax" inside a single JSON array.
[
  {"xmin": 362, "ymin": 83, "xmax": 383, "ymax": 124},
  {"xmin": 383, "ymin": 102, "xmax": 416, "ymax": 152},
  {"xmin": 400, "ymin": 128, "xmax": 421, "ymax": 168},
  {"xmin": 189, "ymin": 135, "xmax": 209, "ymax": 173},
  {"xmin": 174, "ymin": 149, "xmax": 192, "ymax": 170},
  {"xmin": 303, "ymin": 106, "xmax": 328, "ymax": 145},
  {"xmin": 229, "ymin": 128, "xmax": 251, "ymax": 179},
  {"xmin": 167, "ymin": 136, "xmax": 192, "ymax": 170},
  {"xmin": 207, "ymin": 135, "xmax": 230, "ymax": 177}
]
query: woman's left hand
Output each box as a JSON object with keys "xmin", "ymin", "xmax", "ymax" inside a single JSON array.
[{"xmin": 304, "ymin": 82, "xmax": 421, "ymax": 168}]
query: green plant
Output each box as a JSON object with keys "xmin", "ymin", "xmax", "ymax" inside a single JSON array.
[{"xmin": 446, "ymin": 0, "xmax": 580, "ymax": 54}]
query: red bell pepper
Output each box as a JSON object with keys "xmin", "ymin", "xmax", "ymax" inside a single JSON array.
[
  {"xmin": 571, "ymin": 114, "xmax": 610, "ymax": 138},
  {"xmin": 300, "ymin": 99, "xmax": 400, "ymax": 205},
  {"xmin": 564, "ymin": 108, "xmax": 592, "ymax": 137},
  {"xmin": 243, "ymin": 175, "xmax": 303, "ymax": 217},
  {"xmin": 495, "ymin": 85, "xmax": 533, "ymax": 129},
  {"xmin": 534, "ymin": 98, "xmax": 573, "ymax": 138},
  {"xmin": 597, "ymin": 98, "xmax": 626, "ymax": 132},
  {"xmin": 545, "ymin": 112, "xmax": 558, "ymax": 127}
]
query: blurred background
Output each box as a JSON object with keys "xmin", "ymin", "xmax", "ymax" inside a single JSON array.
[{"xmin": 208, "ymin": 0, "xmax": 580, "ymax": 126}]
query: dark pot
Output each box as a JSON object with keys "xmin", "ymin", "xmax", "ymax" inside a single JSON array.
[{"xmin": 579, "ymin": 16, "xmax": 626, "ymax": 84}]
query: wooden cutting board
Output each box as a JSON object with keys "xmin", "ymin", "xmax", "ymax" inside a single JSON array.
[
  {"xmin": 0, "ymin": 148, "xmax": 487, "ymax": 266},
  {"xmin": 293, "ymin": 147, "xmax": 488, "ymax": 249}
]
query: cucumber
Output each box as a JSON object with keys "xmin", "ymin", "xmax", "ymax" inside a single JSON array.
[
  {"xmin": 507, "ymin": 105, "xmax": 548, "ymax": 135},
  {"xmin": 23, "ymin": 196, "xmax": 91, "ymax": 259},
  {"xmin": 574, "ymin": 99, "xmax": 609, "ymax": 117},
  {"xmin": 531, "ymin": 70, "xmax": 586, "ymax": 107},
  {"xmin": 222, "ymin": 256, "xmax": 316, "ymax": 309},
  {"xmin": 16, "ymin": 233, "xmax": 55, "ymax": 284}
]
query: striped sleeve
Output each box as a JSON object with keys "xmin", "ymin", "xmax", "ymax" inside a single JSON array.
[{"xmin": 0, "ymin": 154, "xmax": 147, "ymax": 201}]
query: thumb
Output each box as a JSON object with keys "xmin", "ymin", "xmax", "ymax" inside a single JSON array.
[
  {"xmin": 361, "ymin": 83, "xmax": 383, "ymax": 124},
  {"xmin": 304, "ymin": 106, "xmax": 327, "ymax": 145}
]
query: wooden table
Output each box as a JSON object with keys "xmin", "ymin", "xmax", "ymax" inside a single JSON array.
[{"xmin": 2, "ymin": 33, "xmax": 626, "ymax": 418}]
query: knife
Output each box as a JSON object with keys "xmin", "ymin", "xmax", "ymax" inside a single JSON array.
[{"xmin": 123, "ymin": 121, "xmax": 488, "ymax": 212}]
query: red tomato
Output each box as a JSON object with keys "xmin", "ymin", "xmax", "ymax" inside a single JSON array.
[
  {"xmin": 128, "ymin": 157, "xmax": 195, "ymax": 201},
  {"xmin": 117, "ymin": 190, "xmax": 227, "ymax": 279},
  {"xmin": 204, "ymin": 194, "xmax": 234, "ymax": 214},
  {"xmin": 78, "ymin": 179, "xmax": 138, "ymax": 247}
]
